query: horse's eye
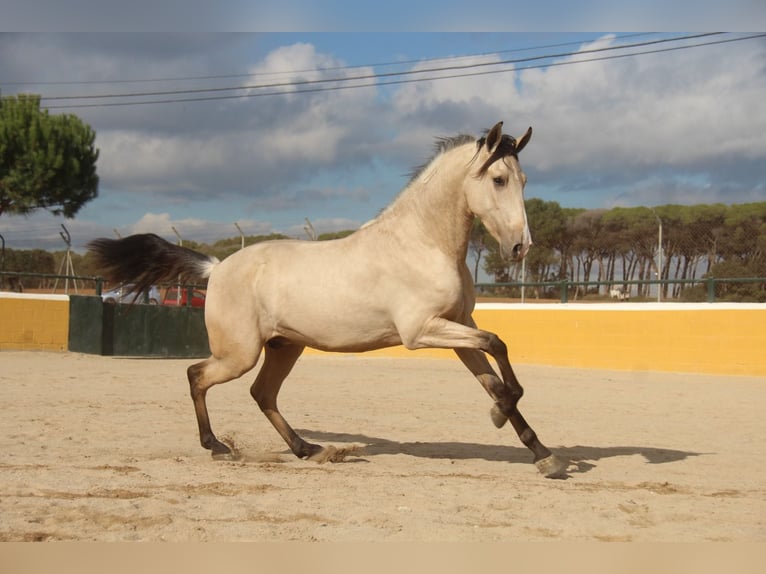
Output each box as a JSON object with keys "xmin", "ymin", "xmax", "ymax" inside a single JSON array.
[{"xmin": 493, "ymin": 177, "xmax": 505, "ymax": 187}]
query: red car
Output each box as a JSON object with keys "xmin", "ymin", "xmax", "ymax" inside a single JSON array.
[{"xmin": 162, "ymin": 287, "xmax": 206, "ymax": 308}]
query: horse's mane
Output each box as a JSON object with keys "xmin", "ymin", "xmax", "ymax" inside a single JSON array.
[
  {"xmin": 408, "ymin": 134, "xmax": 477, "ymax": 184},
  {"xmin": 361, "ymin": 129, "xmax": 519, "ymax": 230},
  {"xmin": 408, "ymin": 130, "xmax": 520, "ymax": 183}
]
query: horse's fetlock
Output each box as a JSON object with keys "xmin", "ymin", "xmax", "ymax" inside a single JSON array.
[
  {"xmin": 487, "ymin": 333, "xmax": 508, "ymax": 356},
  {"xmin": 486, "ymin": 378, "xmax": 506, "ymax": 400}
]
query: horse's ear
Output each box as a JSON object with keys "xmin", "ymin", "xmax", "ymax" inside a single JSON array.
[
  {"xmin": 515, "ymin": 126, "xmax": 532, "ymax": 154},
  {"xmin": 485, "ymin": 121, "xmax": 504, "ymax": 152}
]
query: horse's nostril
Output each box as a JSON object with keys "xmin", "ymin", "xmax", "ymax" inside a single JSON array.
[{"xmin": 511, "ymin": 243, "xmax": 523, "ymax": 258}]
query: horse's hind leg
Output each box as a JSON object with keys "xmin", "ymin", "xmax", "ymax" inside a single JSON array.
[
  {"xmin": 454, "ymin": 347, "xmax": 568, "ymax": 478},
  {"xmin": 187, "ymin": 353, "xmax": 259, "ymax": 460},
  {"xmin": 250, "ymin": 341, "xmax": 327, "ymax": 461}
]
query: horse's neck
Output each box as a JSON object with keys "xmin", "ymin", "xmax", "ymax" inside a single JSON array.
[{"xmin": 376, "ymin": 147, "xmax": 474, "ymax": 262}]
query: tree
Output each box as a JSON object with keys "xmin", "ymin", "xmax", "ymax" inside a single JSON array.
[
  {"xmin": 0, "ymin": 94, "xmax": 99, "ymax": 217},
  {"xmin": 482, "ymin": 198, "xmax": 567, "ymax": 297}
]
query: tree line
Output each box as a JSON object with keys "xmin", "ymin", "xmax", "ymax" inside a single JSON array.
[
  {"xmin": 2, "ymin": 202, "xmax": 764, "ymax": 301},
  {"xmin": 472, "ymin": 199, "xmax": 766, "ymax": 302}
]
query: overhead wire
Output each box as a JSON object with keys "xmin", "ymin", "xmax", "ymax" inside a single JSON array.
[
  {"xmin": 0, "ymin": 32, "xmax": 658, "ymax": 88},
  {"xmin": 7, "ymin": 33, "xmax": 762, "ymax": 110},
  {"xmin": 37, "ymin": 33, "xmax": 723, "ymax": 105}
]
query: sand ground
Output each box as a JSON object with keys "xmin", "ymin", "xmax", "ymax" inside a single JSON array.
[{"xmin": 0, "ymin": 350, "xmax": 764, "ymax": 542}]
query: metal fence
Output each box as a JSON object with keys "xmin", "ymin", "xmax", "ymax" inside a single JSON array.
[
  {"xmin": 477, "ymin": 276, "xmax": 766, "ymax": 303},
  {"xmin": 0, "ymin": 271, "xmax": 203, "ymax": 307},
  {"xmin": 3, "ymin": 270, "xmax": 765, "ymax": 304}
]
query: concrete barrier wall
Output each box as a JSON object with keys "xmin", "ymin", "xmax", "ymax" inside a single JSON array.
[
  {"xmin": 0, "ymin": 293, "xmax": 69, "ymax": 351},
  {"xmin": 2, "ymin": 294, "xmax": 765, "ymax": 376}
]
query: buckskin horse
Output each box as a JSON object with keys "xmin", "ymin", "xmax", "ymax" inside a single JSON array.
[{"xmin": 88, "ymin": 121, "xmax": 568, "ymax": 478}]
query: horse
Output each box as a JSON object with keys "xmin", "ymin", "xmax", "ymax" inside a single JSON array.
[{"xmin": 87, "ymin": 121, "xmax": 568, "ymax": 478}]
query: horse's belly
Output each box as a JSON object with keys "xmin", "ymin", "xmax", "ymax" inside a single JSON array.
[{"xmin": 273, "ymin": 305, "xmax": 403, "ymax": 353}]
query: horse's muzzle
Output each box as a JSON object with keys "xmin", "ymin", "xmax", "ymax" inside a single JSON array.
[{"xmin": 509, "ymin": 242, "xmax": 530, "ymax": 261}]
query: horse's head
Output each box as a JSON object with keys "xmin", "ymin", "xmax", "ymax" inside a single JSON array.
[{"xmin": 465, "ymin": 121, "xmax": 532, "ymax": 261}]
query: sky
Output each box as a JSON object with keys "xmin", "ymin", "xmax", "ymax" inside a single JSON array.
[{"xmin": 1, "ymin": 5, "xmax": 766, "ymax": 253}]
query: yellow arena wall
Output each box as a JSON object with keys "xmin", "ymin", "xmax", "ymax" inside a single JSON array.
[
  {"xmin": 307, "ymin": 303, "xmax": 766, "ymax": 377},
  {"xmin": 1, "ymin": 295, "xmax": 764, "ymax": 376},
  {"xmin": 0, "ymin": 293, "xmax": 69, "ymax": 352}
]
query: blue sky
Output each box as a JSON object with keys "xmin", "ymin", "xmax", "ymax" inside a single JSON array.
[{"xmin": 1, "ymin": 18, "xmax": 766, "ymax": 252}]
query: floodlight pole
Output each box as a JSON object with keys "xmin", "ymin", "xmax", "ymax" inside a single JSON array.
[
  {"xmin": 53, "ymin": 224, "xmax": 78, "ymax": 294},
  {"xmin": 651, "ymin": 208, "xmax": 663, "ymax": 302},
  {"xmin": 171, "ymin": 226, "xmax": 183, "ymax": 304},
  {"xmin": 171, "ymin": 226, "xmax": 183, "ymax": 246},
  {"xmin": 304, "ymin": 217, "xmax": 317, "ymax": 241},
  {"xmin": 520, "ymin": 257, "xmax": 526, "ymax": 303},
  {"xmin": 234, "ymin": 222, "xmax": 245, "ymax": 250}
]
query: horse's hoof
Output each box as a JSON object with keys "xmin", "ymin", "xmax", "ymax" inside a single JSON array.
[
  {"xmin": 535, "ymin": 454, "xmax": 568, "ymax": 479},
  {"xmin": 210, "ymin": 438, "xmax": 241, "ymax": 461},
  {"xmin": 490, "ymin": 404, "xmax": 508, "ymax": 428},
  {"xmin": 306, "ymin": 445, "xmax": 338, "ymax": 464}
]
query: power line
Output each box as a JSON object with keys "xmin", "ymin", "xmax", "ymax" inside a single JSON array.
[
  {"xmin": 37, "ymin": 33, "xmax": 766, "ymax": 110},
  {"xmin": 1, "ymin": 33, "xmax": 658, "ymax": 88},
  {"xmin": 38, "ymin": 33, "xmax": 724, "ymax": 105}
]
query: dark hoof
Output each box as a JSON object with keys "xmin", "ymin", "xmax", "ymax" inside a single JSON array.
[
  {"xmin": 209, "ymin": 439, "xmax": 241, "ymax": 461},
  {"xmin": 535, "ymin": 454, "xmax": 569, "ymax": 479},
  {"xmin": 297, "ymin": 441, "xmax": 325, "ymax": 460}
]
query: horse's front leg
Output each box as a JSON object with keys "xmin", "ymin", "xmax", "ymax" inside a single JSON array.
[
  {"xmin": 406, "ymin": 317, "xmax": 567, "ymax": 478},
  {"xmin": 454, "ymin": 346, "xmax": 567, "ymax": 478}
]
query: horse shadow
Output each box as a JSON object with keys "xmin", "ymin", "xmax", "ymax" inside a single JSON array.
[{"xmin": 294, "ymin": 428, "xmax": 704, "ymax": 475}]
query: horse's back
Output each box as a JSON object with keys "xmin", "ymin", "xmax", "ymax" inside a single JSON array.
[{"xmin": 204, "ymin": 235, "xmax": 406, "ymax": 351}]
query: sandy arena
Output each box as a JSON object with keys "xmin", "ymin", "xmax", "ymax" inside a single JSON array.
[{"xmin": 0, "ymin": 350, "xmax": 764, "ymax": 542}]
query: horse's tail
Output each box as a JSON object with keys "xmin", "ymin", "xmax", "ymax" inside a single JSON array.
[{"xmin": 87, "ymin": 233, "xmax": 219, "ymax": 295}]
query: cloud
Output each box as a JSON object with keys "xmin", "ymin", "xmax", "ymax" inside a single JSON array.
[
  {"xmin": 384, "ymin": 34, "xmax": 766, "ymax": 207},
  {"xmin": 518, "ymin": 35, "xmax": 766, "ymax": 173},
  {"xmin": 57, "ymin": 41, "xmax": 386, "ymax": 204},
  {"xmin": 3, "ymin": 32, "xmax": 765, "ymax": 254}
]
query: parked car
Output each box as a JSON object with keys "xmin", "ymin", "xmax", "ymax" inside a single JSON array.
[
  {"xmin": 163, "ymin": 287, "xmax": 206, "ymax": 308},
  {"xmin": 101, "ymin": 284, "xmax": 161, "ymax": 305}
]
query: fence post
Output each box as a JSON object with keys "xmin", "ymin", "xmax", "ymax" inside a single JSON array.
[
  {"xmin": 95, "ymin": 277, "xmax": 104, "ymax": 296},
  {"xmin": 706, "ymin": 277, "xmax": 716, "ymax": 303},
  {"xmin": 560, "ymin": 280, "xmax": 569, "ymax": 303}
]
